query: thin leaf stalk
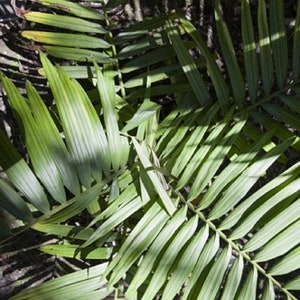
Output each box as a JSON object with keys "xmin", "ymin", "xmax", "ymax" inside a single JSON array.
[{"xmin": 171, "ymin": 186, "xmax": 297, "ymax": 299}]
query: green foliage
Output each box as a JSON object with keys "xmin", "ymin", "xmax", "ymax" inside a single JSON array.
[{"xmin": 1, "ymin": 0, "xmax": 300, "ymax": 299}]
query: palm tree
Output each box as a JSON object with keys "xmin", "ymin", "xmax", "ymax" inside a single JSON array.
[{"xmin": 0, "ymin": 0, "xmax": 300, "ymax": 299}]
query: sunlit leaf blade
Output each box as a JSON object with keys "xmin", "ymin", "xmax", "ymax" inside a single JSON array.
[
  {"xmin": 83, "ymin": 197, "xmax": 143, "ymax": 248},
  {"xmin": 230, "ymin": 178, "xmax": 300, "ymax": 241},
  {"xmin": 179, "ymin": 17, "xmax": 229, "ymax": 108},
  {"xmin": 182, "ymin": 234, "xmax": 220, "ymax": 300},
  {"xmin": 196, "ymin": 246, "xmax": 232, "ymax": 300},
  {"xmin": 169, "ymin": 104, "xmax": 219, "ymax": 178},
  {"xmin": 95, "ymin": 64, "xmax": 129, "ymax": 172},
  {"xmin": 166, "ymin": 19, "xmax": 210, "ymax": 106},
  {"xmin": 41, "ymin": 182, "xmax": 104, "ymax": 224},
  {"xmin": 105, "ymin": 203, "xmax": 170, "ymax": 286},
  {"xmin": 44, "ymin": 46, "xmax": 114, "ymax": 63},
  {"xmin": 26, "ymin": 81, "xmax": 80, "ymax": 195},
  {"xmin": 122, "ymin": 100, "xmax": 161, "ymax": 133},
  {"xmin": 161, "ymin": 225, "xmax": 209, "ymax": 300},
  {"xmin": 37, "ymin": 0, "xmax": 105, "ymax": 20},
  {"xmin": 236, "ymin": 267, "xmax": 258, "ymax": 300},
  {"xmin": 24, "ymin": 12, "xmax": 107, "ymax": 33},
  {"xmin": 141, "ymin": 215, "xmax": 198, "ymax": 300},
  {"xmin": 258, "ymin": 0, "xmax": 273, "ymax": 95},
  {"xmin": 270, "ymin": 245, "xmax": 300, "ymax": 275},
  {"xmin": 261, "ymin": 279, "xmax": 275, "ymax": 300},
  {"xmin": 22, "ymin": 31, "xmax": 111, "ymax": 49},
  {"xmin": 0, "ymin": 128, "xmax": 49, "ymax": 213},
  {"xmin": 243, "ymin": 198, "xmax": 300, "ymax": 252},
  {"xmin": 177, "ymin": 109, "xmax": 233, "ymax": 191},
  {"xmin": 254, "ymin": 218, "xmax": 300, "ymax": 262},
  {"xmin": 40, "ymin": 53, "xmax": 110, "ymax": 186},
  {"xmin": 284, "ymin": 276, "xmax": 300, "ymax": 290},
  {"xmin": 293, "ymin": 0, "xmax": 300, "ymax": 79},
  {"xmin": 133, "ymin": 138, "xmax": 176, "ymax": 215},
  {"xmin": 10, "ymin": 263, "xmax": 111, "ymax": 300},
  {"xmin": 242, "ymin": 0, "xmax": 259, "ymax": 103},
  {"xmin": 214, "ymin": 0, "xmax": 245, "ymax": 106},
  {"xmin": 189, "ymin": 117, "xmax": 246, "ymax": 201},
  {"xmin": 125, "ymin": 207, "xmax": 187, "ymax": 297},
  {"xmin": 1, "ymin": 74, "xmax": 66, "ymax": 203},
  {"xmin": 270, "ymin": 0, "xmax": 288, "ymax": 88},
  {"xmin": 209, "ymin": 138, "xmax": 295, "ymax": 220},
  {"xmin": 32, "ymin": 223, "xmax": 94, "ymax": 241},
  {"xmin": 200, "ymin": 130, "xmax": 274, "ymax": 210},
  {"xmin": 0, "ymin": 178, "xmax": 33, "ymax": 222},
  {"xmin": 40, "ymin": 244, "xmax": 112, "ymax": 259},
  {"xmin": 220, "ymin": 255, "xmax": 244, "ymax": 300},
  {"xmin": 221, "ymin": 162, "xmax": 300, "ymax": 231}
]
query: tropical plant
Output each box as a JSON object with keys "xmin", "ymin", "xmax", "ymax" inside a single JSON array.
[{"xmin": 0, "ymin": 0, "xmax": 300, "ymax": 299}]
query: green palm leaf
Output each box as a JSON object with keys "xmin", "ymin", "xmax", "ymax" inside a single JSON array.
[{"xmin": 1, "ymin": 0, "xmax": 300, "ymax": 299}]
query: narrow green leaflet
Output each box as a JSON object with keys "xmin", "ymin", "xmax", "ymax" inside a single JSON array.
[
  {"xmin": 166, "ymin": 19, "xmax": 210, "ymax": 106},
  {"xmin": 177, "ymin": 109, "xmax": 233, "ymax": 191},
  {"xmin": 284, "ymin": 276, "xmax": 300, "ymax": 290},
  {"xmin": 243, "ymin": 198, "xmax": 300, "ymax": 252},
  {"xmin": 105, "ymin": 203, "xmax": 170, "ymax": 286},
  {"xmin": 214, "ymin": 0, "xmax": 245, "ymax": 106},
  {"xmin": 123, "ymin": 100, "xmax": 161, "ymax": 133},
  {"xmin": 220, "ymin": 255, "xmax": 244, "ymax": 300},
  {"xmin": 221, "ymin": 162, "xmax": 300, "ymax": 231},
  {"xmin": 270, "ymin": 246, "xmax": 300, "ymax": 275},
  {"xmin": 44, "ymin": 46, "xmax": 114, "ymax": 63},
  {"xmin": 125, "ymin": 207, "xmax": 187, "ymax": 297},
  {"xmin": 141, "ymin": 215, "xmax": 199, "ymax": 300},
  {"xmin": 26, "ymin": 81, "xmax": 80, "ymax": 195},
  {"xmin": 182, "ymin": 234, "xmax": 220, "ymax": 300},
  {"xmin": 161, "ymin": 225, "xmax": 209, "ymax": 300},
  {"xmin": 38, "ymin": 0, "xmax": 105, "ymax": 20},
  {"xmin": 200, "ymin": 130, "xmax": 274, "ymax": 210},
  {"xmin": 0, "ymin": 128, "xmax": 49, "ymax": 213},
  {"xmin": 0, "ymin": 178, "xmax": 33, "ymax": 222},
  {"xmin": 242, "ymin": 0, "xmax": 259, "ymax": 103},
  {"xmin": 169, "ymin": 103, "xmax": 219, "ymax": 178},
  {"xmin": 209, "ymin": 138, "xmax": 295, "ymax": 220},
  {"xmin": 41, "ymin": 182, "xmax": 104, "ymax": 224},
  {"xmin": 32, "ymin": 223, "xmax": 94, "ymax": 241},
  {"xmin": 270, "ymin": 0, "xmax": 288, "ymax": 88},
  {"xmin": 230, "ymin": 178, "xmax": 300, "ymax": 240},
  {"xmin": 196, "ymin": 246, "xmax": 232, "ymax": 300},
  {"xmin": 236, "ymin": 267, "xmax": 258, "ymax": 300},
  {"xmin": 22, "ymin": 31, "xmax": 111, "ymax": 49},
  {"xmin": 133, "ymin": 138, "xmax": 176, "ymax": 215},
  {"xmin": 10, "ymin": 263, "xmax": 111, "ymax": 300},
  {"xmin": 261, "ymin": 279, "xmax": 275, "ymax": 300},
  {"xmin": 41, "ymin": 53, "xmax": 110, "ymax": 186},
  {"xmin": 82, "ymin": 197, "xmax": 143, "ymax": 247},
  {"xmin": 1, "ymin": 74, "xmax": 66, "ymax": 203},
  {"xmin": 40, "ymin": 244, "xmax": 112, "ymax": 259},
  {"xmin": 179, "ymin": 17, "xmax": 229, "ymax": 108},
  {"xmin": 24, "ymin": 12, "xmax": 107, "ymax": 33},
  {"xmin": 258, "ymin": 0, "xmax": 273, "ymax": 95},
  {"xmin": 95, "ymin": 63, "xmax": 129, "ymax": 172},
  {"xmin": 189, "ymin": 117, "xmax": 246, "ymax": 202},
  {"xmin": 254, "ymin": 218, "xmax": 300, "ymax": 262}
]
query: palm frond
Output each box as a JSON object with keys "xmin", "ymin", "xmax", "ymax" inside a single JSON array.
[{"xmin": 0, "ymin": 0, "xmax": 300, "ymax": 299}]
